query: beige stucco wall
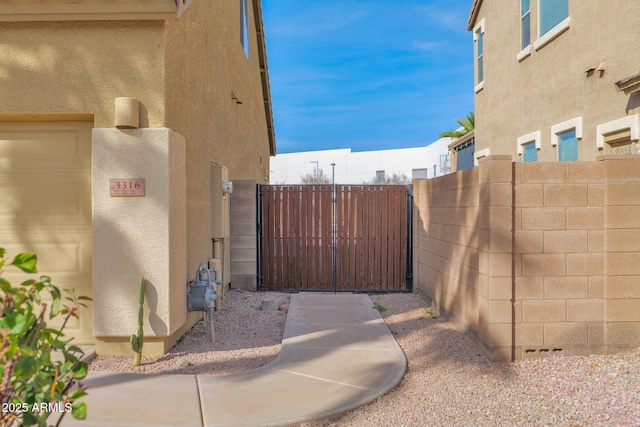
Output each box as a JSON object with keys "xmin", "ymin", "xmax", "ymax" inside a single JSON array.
[
  {"xmin": 164, "ymin": 0, "xmax": 273, "ymax": 277},
  {"xmin": 0, "ymin": 20, "xmax": 165, "ymax": 127},
  {"xmin": 0, "ymin": 1, "xmax": 274, "ymax": 355},
  {"xmin": 414, "ymin": 155, "xmax": 640, "ymax": 362},
  {"xmin": 92, "ymin": 128, "xmax": 188, "ymax": 356},
  {"xmin": 472, "ymin": 1, "xmax": 640, "ymax": 161}
]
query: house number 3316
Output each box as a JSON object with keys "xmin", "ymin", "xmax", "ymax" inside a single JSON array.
[{"xmin": 109, "ymin": 178, "xmax": 145, "ymax": 197}]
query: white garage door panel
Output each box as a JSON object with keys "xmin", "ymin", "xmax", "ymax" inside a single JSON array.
[
  {"xmin": 0, "ymin": 123, "xmax": 91, "ymax": 172},
  {"xmin": 0, "ymin": 174, "xmax": 91, "ymax": 225},
  {"xmin": 0, "ymin": 121, "xmax": 93, "ymax": 344}
]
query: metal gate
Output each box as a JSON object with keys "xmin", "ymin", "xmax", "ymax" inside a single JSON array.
[{"xmin": 257, "ymin": 184, "xmax": 412, "ymax": 292}]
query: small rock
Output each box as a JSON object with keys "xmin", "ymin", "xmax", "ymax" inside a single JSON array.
[
  {"xmin": 279, "ymin": 303, "xmax": 289, "ymax": 311},
  {"xmin": 261, "ymin": 297, "xmax": 283, "ymax": 311},
  {"xmin": 176, "ymin": 357, "xmax": 191, "ymax": 368}
]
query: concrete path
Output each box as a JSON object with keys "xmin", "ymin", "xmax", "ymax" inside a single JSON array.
[{"xmin": 62, "ymin": 293, "xmax": 407, "ymax": 427}]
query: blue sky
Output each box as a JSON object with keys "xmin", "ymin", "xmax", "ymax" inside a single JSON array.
[{"xmin": 261, "ymin": 0, "xmax": 475, "ymax": 154}]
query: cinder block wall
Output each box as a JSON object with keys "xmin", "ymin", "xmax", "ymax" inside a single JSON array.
[
  {"xmin": 230, "ymin": 180, "xmax": 258, "ymax": 290},
  {"xmin": 603, "ymin": 156, "xmax": 640, "ymax": 352},
  {"xmin": 414, "ymin": 155, "xmax": 640, "ymax": 362},
  {"xmin": 514, "ymin": 161, "xmax": 605, "ymax": 359}
]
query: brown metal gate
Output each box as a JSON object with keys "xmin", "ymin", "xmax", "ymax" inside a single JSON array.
[{"xmin": 257, "ymin": 184, "xmax": 412, "ymax": 292}]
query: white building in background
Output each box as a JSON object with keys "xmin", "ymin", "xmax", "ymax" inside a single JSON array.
[{"xmin": 270, "ymin": 137, "xmax": 453, "ymax": 184}]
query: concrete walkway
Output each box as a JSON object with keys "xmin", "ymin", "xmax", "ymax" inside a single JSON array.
[{"xmin": 63, "ymin": 293, "xmax": 407, "ymax": 427}]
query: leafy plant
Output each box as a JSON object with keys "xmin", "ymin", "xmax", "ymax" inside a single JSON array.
[
  {"xmin": 425, "ymin": 307, "xmax": 438, "ymax": 319},
  {"xmin": 373, "ymin": 303, "xmax": 387, "ymax": 313},
  {"xmin": 0, "ymin": 247, "xmax": 90, "ymax": 426},
  {"xmin": 130, "ymin": 278, "xmax": 145, "ymax": 367}
]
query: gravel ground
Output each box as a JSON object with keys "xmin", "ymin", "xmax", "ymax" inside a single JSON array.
[
  {"xmin": 91, "ymin": 290, "xmax": 640, "ymax": 426},
  {"xmin": 90, "ymin": 289, "xmax": 290, "ymax": 375}
]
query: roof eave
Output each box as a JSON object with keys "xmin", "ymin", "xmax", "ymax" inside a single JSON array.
[
  {"xmin": 252, "ymin": 0, "xmax": 277, "ymax": 156},
  {"xmin": 467, "ymin": 0, "xmax": 483, "ymax": 31}
]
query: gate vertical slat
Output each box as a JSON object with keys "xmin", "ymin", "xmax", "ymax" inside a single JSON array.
[
  {"xmin": 312, "ymin": 186, "xmax": 320, "ymax": 289},
  {"xmin": 393, "ymin": 186, "xmax": 402, "ymax": 290},
  {"xmin": 261, "ymin": 187, "xmax": 270, "ymax": 289},
  {"xmin": 398, "ymin": 186, "xmax": 407, "ymax": 290},
  {"xmin": 336, "ymin": 186, "xmax": 344, "ymax": 289},
  {"xmin": 348, "ymin": 186, "xmax": 357, "ymax": 290},
  {"xmin": 381, "ymin": 187, "xmax": 389, "ymax": 290},
  {"xmin": 300, "ymin": 186, "xmax": 308, "ymax": 290},
  {"xmin": 374, "ymin": 187, "xmax": 385, "ymax": 289},
  {"xmin": 323, "ymin": 185, "xmax": 333, "ymax": 290},
  {"xmin": 280, "ymin": 186, "xmax": 288, "ymax": 288}
]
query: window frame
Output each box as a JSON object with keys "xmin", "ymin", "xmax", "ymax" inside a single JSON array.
[
  {"xmin": 551, "ymin": 117, "xmax": 582, "ymax": 162},
  {"xmin": 533, "ymin": 0, "xmax": 570, "ymax": 51},
  {"xmin": 473, "ymin": 19, "xmax": 485, "ymax": 93},
  {"xmin": 517, "ymin": 131, "xmax": 541, "ymax": 162},
  {"xmin": 596, "ymin": 114, "xmax": 640, "ymax": 150},
  {"xmin": 517, "ymin": 0, "xmax": 532, "ymax": 61},
  {"xmin": 240, "ymin": 0, "xmax": 250, "ymax": 57}
]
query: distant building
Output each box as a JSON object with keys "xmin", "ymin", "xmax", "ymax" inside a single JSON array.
[{"xmin": 270, "ymin": 137, "xmax": 453, "ymax": 184}]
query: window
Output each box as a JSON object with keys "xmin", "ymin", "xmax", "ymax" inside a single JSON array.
[
  {"xmin": 517, "ymin": 131, "xmax": 541, "ymax": 162},
  {"xmin": 240, "ymin": 0, "xmax": 249, "ymax": 57},
  {"xmin": 551, "ymin": 117, "xmax": 582, "ymax": 162},
  {"xmin": 558, "ymin": 130, "xmax": 578, "ymax": 161},
  {"xmin": 523, "ymin": 142, "xmax": 538, "ymax": 162},
  {"xmin": 473, "ymin": 19, "xmax": 485, "ymax": 93},
  {"xmin": 539, "ymin": 0, "xmax": 568, "ymax": 36},
  {"xmin": 596, "ymin": 115, "xmax": 640, "ymax": 155},
  {"xmin": 534, "ymin": 0, "xmax": 570, "ymax": 50},
  {"xmin": 521, "ymin": 0, "xmax": 531, "ymax": 50}
]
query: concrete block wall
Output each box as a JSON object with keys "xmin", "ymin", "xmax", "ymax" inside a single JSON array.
[
  {"xmin": 414, "ymin": 156, "xmax": 514, "ymax": 361},
  {"xmin": 414, "ymin": 155, "xmax": 640, "ymax": 362},
  {"xmin": 514, "ymin": 161, "xmax": 605, "ymax": 359},
  {"xmin": 230, "ymin": 180, "xmax": 258, "ymax": 290},
  {"xmin": 603, "ymin": 156, "xmax": 640, "ymax": 352}
]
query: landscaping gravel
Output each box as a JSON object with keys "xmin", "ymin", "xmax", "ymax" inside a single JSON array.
[{"xmin": 90, "ymin": 290, "xmax": 640, "ymax": 426}]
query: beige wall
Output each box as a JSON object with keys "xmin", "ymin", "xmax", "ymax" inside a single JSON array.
[
  {"xmin": 414, "ymin": 155, "xmax": 640, "ymax": 362},
  {"xmin": 0, "ymin": 20, "xmax": 165, "ymax": 127},
  {"xmin": 164, "ymin": 0, "xmax": 273, "ymax": 277},
  {"xmin": 472, "ymin": 1, "xmax": 640, "ymax": 161},
  {"xmin": 92, "ymin": 128, "xmax": 188, "ymax": 356},
  {"xmin": 0, "ymin": 0, "xmax": 274, "ymax": 355}
]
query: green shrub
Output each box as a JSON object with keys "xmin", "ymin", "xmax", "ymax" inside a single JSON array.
[{"xmin": 0, "ymin": 247, "xmax": 90, "ymax": 426}]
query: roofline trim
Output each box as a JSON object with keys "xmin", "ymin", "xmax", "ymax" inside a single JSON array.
[
  {"xmin": 467, "ymin": 0, "xmax": 483, "ymax": 31},
  {"xmin": 252, "ymin": 0, "xmax": 277, "ymax": 156}
]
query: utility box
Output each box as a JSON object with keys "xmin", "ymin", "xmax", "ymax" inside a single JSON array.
[{"xmin": 210, "ymin": 164, "xmax": 231, "ymax": 297}]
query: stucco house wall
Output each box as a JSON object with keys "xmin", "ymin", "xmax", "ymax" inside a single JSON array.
[
  {"xmin": 0, "ymin": 0, "xmax": 275, "ymax": 356},
  {"xmin": 469, "ymin": 1, "xmax": 640, "ymax": 162}
]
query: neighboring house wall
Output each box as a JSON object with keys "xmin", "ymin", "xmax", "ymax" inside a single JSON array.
[
  {"xmin": 0, "ymin": 0, "xmax": 274, "ymax": 356},
  {"xmin": 414, "ymin": 155, "xmax": 640, "ymax": 362},
  {"xmin": 270, "ymin": 137, "xmax": 453, "ymax": 184},
  {"xmin": 469, "ymin": 1, "xmax": 640, "ymax": 161}
]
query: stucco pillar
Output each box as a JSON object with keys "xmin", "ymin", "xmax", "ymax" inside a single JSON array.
[{"xmin": 92, "ymin": 128, "xmax": 187, "ymax": 356}]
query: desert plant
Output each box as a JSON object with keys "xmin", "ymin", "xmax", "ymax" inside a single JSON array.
[
  {"xmin": 0, "ymin": 247, "xmax": 90, "ymax": 426},
  {"xmin": 130, "ymin": 278, "xmax": 145, "ymax": 367},
  {"xmin": 372, "ymin": 303, "xmax": 388, "ymax": 313}
]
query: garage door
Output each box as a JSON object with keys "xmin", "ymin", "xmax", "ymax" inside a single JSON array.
[{"xmin": 0, "ymin": 121, "xmax": 93, "ymax": 344}]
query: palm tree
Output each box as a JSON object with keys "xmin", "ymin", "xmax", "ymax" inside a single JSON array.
[{"xmin": 439, "ymin": 112, "xmax": 475, "ymax": 139}]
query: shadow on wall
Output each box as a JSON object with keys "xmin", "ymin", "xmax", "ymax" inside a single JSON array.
[{"xmin": 413, "ymin": 165, "xmax": 514, "ymax": 362}]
